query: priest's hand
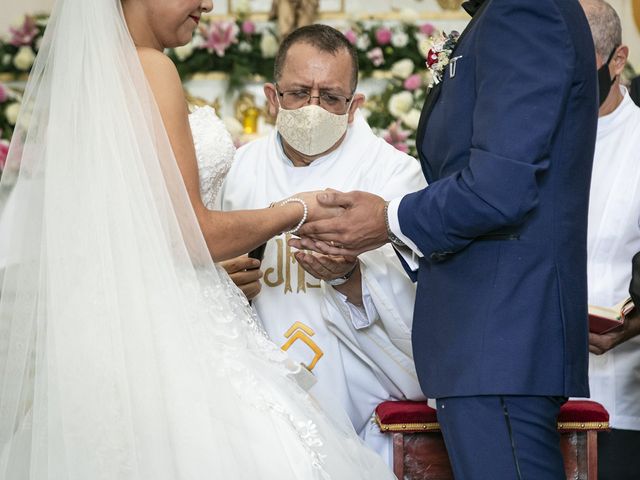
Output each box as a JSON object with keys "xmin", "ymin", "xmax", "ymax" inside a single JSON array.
[
  {"xmin": 292, "ymin": 190, "xmax": 388, "ymax": 257},
  {"xmin": 220, "ymin": 255, "xmax": 263, "ymax": 301},
  {"xmin": 589, "ymin": 309, "xmax": 640, "ymax": 354},
  {"xmin": 292, "ymin": 238, "xmax": 363, "ymax": 307}
]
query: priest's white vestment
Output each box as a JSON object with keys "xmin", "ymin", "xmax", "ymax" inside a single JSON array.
[{"xmin": 218, "ymin": 113, "xmax": 427, "ymax": 462}]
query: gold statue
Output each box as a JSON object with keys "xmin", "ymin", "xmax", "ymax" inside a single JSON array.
[
  {"xmin": 269, "ymin": 0, "xmax": 319, "ymax": 38},
  {"xmin": 234, "ymin": 91, "xmax": 259, "ymax": 134},
  {"xmin": 184, "ymin": 90, "xmax": 221, "ymax": 113}
]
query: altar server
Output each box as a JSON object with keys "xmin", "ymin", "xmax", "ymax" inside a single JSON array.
[{"xmin": 581, "ymin": 2, "xmax": 640, "ymax": 478}]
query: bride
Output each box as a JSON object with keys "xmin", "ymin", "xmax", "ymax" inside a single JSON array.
[{"xmin": 0, "ymin": 0, "xmax": 397, "ymax": 478}]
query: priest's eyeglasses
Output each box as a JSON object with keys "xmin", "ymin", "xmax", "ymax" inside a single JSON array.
[{"xmin": 276, "ymin": 86, "xmax": 353, "ymax": 115}]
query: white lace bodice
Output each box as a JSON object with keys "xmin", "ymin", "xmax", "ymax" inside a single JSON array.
[{"xmin": 189, "ymin": 106, "xmax": 236, "ymax": 209}]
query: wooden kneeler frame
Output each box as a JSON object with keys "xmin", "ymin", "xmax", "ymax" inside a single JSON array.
[{"xmin": 376, "ymin": 400, "xmax": 609, "ymax": 480}]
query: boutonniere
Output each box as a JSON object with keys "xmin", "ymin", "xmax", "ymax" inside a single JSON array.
[{"xmin": 425, "ymin": 31, "xmax": 460, "ymax": 87}]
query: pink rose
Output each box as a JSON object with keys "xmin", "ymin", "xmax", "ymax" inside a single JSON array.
[
  {"xmin": 241, "ymin": 20, "xmax": 256, "ymax": 35},
  {"xmin": 383, "ymin": 122, "xmax": 410, "ymax": 153},
  {"xmin": 375, "ymin": 27, "xmax": 392, "ymax": 46},
  {"xmin": 403, "ymin": 74, "xmax": 422, "ymax": 91},
  {"xmin": 0, "ymin": 83, "xmax": 7, "ymax": 103},
  {"xmin": 0, "ymin": 140, "xmax": 10, "ymax": 171},
  {"xmin": 420, "ymin": 23, "xmax": 436, "ymax": 37},
  {"xmin": 344, "ymin": 30, "xmax": 357, "ymax": 45},
  {"xmin": 367, "ymin": 47, "xmax": 385, "ymax": 67}
]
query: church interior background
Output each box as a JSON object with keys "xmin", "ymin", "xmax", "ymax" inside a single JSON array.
[{"xmin": 1, "ymin": 0, "xmax": 640, "ymax": 180}]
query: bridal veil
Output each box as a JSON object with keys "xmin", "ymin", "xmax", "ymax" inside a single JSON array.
[{"xmin": 0, "ymin": 0, "xmax": 394, "ymax": 478}]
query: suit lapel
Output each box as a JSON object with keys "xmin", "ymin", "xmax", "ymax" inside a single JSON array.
[{"xmin": 414, "ymin": 0, "xmax": 491, "ymax": 174}]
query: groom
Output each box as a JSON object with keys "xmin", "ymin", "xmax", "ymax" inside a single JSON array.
[{"xmin": 293, "ymin": 0, "xmax": 598, "ymax": 478}]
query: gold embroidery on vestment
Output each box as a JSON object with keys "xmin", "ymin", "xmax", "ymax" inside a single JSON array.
[{"xmin": 281, "ymin": 321, "xmax": 324, "ymax": 370}]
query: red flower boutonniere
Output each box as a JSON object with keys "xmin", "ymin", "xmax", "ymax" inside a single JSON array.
[{"xmin": 424, "ymin": 31, "xmax": 460, "ymax": 87}]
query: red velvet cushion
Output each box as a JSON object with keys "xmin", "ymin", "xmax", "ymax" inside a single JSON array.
[
  {"xmin": 376, "ymin": 400, "xmax": 609, "ymax": 434},
  {"xmin": 557, "ymin": 400, "xmax": 609, "ymax": 431},
  {"xmin": 376, "ymin": 401, "xmax": 437, "ymax": 424},
  {"xmin": 375, "ymin": 401, "xmax": 439, "ymax": 433}
]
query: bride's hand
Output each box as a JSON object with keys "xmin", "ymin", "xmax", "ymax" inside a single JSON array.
[{"xmin": 289, "ymin": 190, "xmax": 345, "ymax": 223}]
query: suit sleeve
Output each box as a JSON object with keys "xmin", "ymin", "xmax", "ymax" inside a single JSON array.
[{"xmin": 398, "ymin": 1, "xmax": 575, "ymax": 256}]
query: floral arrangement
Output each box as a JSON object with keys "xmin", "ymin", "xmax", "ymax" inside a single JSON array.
[
  {"xmin": 167, "ymin": 16, "xmax": 279, "ymax": 89},
  {"xmin": 343, "ymin": 22, "xmax": 436, "ymax": 78},
  {"xmin": 0, "ymin": 82, "xmax": 21, "ymax": 177},
  {"xmin": 0, "ymin": 15, "xmax": 46, "ymax": 76},
  {"xmin": 0, "ymin": 12, "xmax": 451, "ymax": 160},
  {"xmin": 365, "ymin": 65, "xmax": 429, "ymax": 158}
]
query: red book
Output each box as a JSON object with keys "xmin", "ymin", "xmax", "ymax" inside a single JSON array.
[{"xmin": 588, "ymin": 297, "xmax": 636, "ymax": 334}]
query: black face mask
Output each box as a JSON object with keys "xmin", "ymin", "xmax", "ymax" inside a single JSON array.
[{"xmin": 598, "ymin": 46, "xmax": 618, "ymax": 107}]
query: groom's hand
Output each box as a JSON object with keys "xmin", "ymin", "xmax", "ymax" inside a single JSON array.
[{"xmin": 292, "ymin": 191, "xmax": 388, "ymax": 257}]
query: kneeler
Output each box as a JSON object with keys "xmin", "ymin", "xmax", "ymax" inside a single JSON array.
[{"xmin": 375, "ymin": 400, "xmax": 609, "ymax": 480}]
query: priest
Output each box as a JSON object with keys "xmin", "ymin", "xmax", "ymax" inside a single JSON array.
[{"xmin": 217, "ymin": 24, "xmax": 426, "ymax": 463}]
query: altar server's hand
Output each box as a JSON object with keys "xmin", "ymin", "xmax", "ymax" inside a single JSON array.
[
  {"xmin": 589, "ymin": 309, "xmax": 640, "ymax": 354},
  {"xmin": 293, "ymin": 191, "xmax": 388, "ymax": 257},
  {"xmin": 220, "ymin": 256, "xmax": 263, "ymax": 301}
]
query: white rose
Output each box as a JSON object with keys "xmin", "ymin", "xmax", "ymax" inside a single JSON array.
[
  {"xmin": 238, "ymin": 41, "xmax": 252, "ymax": 53},
  {"xmin": 174, "ymin": 43, "xmax": 194, "ymax": 61},
  {"xmin": 191, "ymin": 34, "xmax": 205, "ymax": 49},
  {"xmin": 235, "ymin": 0, "xmax": 251, "ymax": 15},
  {"xmin": 388, "ymin": 91, "xmax": 414, "ymax": 118},
  {"xmin": 359, "ymin": 107, "xmax": 372, "ymax": 120},
  {"xmin": 223, "ymin": 116, "xmax": 244, "ymax": 139},
  {"xmin": 402, "ymin": 108, "xmax": 421, "ymax": 130},
  {"xmin": 356, "ymin": 35, "xmax": 370, "ymax": 51},
  {"xmin": 11, "ymin": 15, "xmax": 26, "ymax": 29},
  {"xmin": 391, "ymin": 31, "xmax": 409, "ymax": 48},
  {"xmin": 260, "ymin": 32, "xmax": 279, "ymax": 58},
  {"xmin": 2, "ymin": 54, "xmax": 11, "ymax": 66},
  {"xmin": 391, "ymin": 59, "xmax": 414, "ymax": 79},
  {"xmin": 424, "ymin": 70, "xmax": 435, "ymax": 87},
  {"xmin": 13, "ymin": 46, "xmax": 35, "ymax": 71},
  {"xmin": 5, "ymin": 102, "xmax": 21, "ymax": 126},
  {"xmin": 417, "ymin": 36, "xmax": 431, "ymax": 58}
]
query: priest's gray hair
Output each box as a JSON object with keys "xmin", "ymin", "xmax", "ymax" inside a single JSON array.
[{"xmin": 580, "ymin": 0, "xmax": 622, "ymax": 59}]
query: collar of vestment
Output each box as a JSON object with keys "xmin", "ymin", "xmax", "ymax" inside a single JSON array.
[{"xmin": 462, "ymin": 0, "xmax": 486, "ymax": 16}]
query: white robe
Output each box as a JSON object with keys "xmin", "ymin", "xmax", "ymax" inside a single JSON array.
[
  {"xmin": 587, "ymin": 86, "xmax": 640, "ymax": 430},
  {"xmin": 218, "ymin": 112, "xmax": 427, "ymax": 462}
]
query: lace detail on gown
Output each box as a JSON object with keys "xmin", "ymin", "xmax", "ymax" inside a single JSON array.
[
  {"xmin": 189, "ymin": 106, "xmax": 235, "ymax": 210},
  {"xmin": 188, "ymin": 106, "xmax": 335, "ymax": 478}
]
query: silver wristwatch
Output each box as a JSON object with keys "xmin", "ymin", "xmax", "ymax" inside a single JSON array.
[
  {"xmin": 326, "ymin": 264, "xmax": 358, "ymax": 286},
  {"xmin": 384, "ymin": 201, "xmax": 406, "ymax": 247}
]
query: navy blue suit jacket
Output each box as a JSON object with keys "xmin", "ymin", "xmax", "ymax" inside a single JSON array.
[{"xmin": 399, "ymin": 0, "xmax": 597, "ymax": 398}]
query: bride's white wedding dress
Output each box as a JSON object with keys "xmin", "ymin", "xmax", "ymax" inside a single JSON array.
[{"xmin": 0, "ymin": 0, "xmax": 396, "ymax": 477}]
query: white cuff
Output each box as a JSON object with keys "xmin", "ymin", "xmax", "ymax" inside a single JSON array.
[
  {"xmin": 333, "ymin": 282, "xmax": 378, "ymax": 330},
  {"xmin": 387, "ymin": 197, "xmax": 423, "ymax": 271}
]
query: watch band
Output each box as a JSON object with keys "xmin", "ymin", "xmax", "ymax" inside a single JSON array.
[
  {"xmin": 326, "ymin": 263, "xmax": 358, "ymax": 286},
  {"xmin": 384, "ymin": 201, "xmax": 406, "ymax": 247}
]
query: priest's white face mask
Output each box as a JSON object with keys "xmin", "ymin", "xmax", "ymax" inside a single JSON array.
[{"xmin": 275, "ymin": 99, "xmax": 352, "ymax": 157}]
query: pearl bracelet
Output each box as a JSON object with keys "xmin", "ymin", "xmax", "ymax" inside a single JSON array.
[{"xmin": 278, "ymin": 198, "xmax": 309, "ymax": 235}]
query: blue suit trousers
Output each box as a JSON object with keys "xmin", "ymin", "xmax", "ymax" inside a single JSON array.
[{"xmin": 436, "ymin": 396, "xmax": 566, "ymax": 480}]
